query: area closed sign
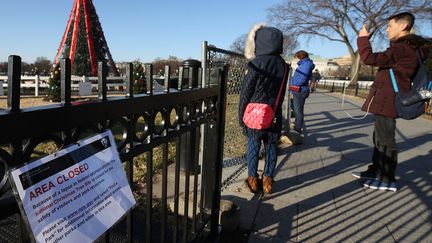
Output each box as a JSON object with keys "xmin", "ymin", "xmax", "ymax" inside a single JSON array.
[{"xmin": 9, "ymin": 130, "xmax": 136, "ymax": 243}]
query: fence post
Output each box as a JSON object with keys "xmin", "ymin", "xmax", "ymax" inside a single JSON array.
[
  {"xmin": 61, "ymin": 59, "xmax": 73, "ymax": 145},
  {"xmin": 198, "ymin": 67, "xmax": 203, "ymax": 89},
  {"xmin": 177, "ymin": 67, "xmax": 184, "ymax": 91},
  {"xmin": 60, "ymin": 58, "xmax": 71, "ymax": 106},
  {"xmin": 331, "ymin": 82, "xmax": 335, "ymax": 93},
  {"xmin": 283, "ymin": 64, "xmax": 293, "ymax": 133},
  {"xmin": 98, "ymin": 61, "xmax": 107, "ymax": 101},
  {"xmin": 355, "ymin": 82, "xmax": 359, "ymax": 96},
  {"xmin": 202, "ymin": 41, "xmax": 208, "ymax": 88},
  {"xmin": 211, "ymin": 64, "xmax": 228, "ymax": 237},
  {"xmin": 35, "ymin": 74, "xmax": 40, "ymax": 97},
  {"xmin": 7, "ymin": 55, "xmax": 21, "ymax": 112},
  {"xmin": 126, "ymin": 63, "xmax": 133, "ymax": 97},
  {"xmin": 199, "ymin": 42, "xmax": 208, "ymax": 214},
  {"xmin": 145, "ymin": 63, "xmax": 153, "ymax": 95},
  {"xmin": 164, "ymin": 65, "xmax": 170, "ymax": 93},
  {"xmin": 202, "ymin": 63, "xmax": 228, "ymax": 238}
]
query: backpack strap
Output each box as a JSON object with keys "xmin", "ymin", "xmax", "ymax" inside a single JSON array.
[
  {"xmin": 390, "ymin": 50, "xmax": 428, "ymax": 93},
  {"xmin": 415, "ymin": 50, "xmax": 431, "ymax": 91},
  {"xmin": 389, "ymin": 68, "xmax": 399, "ymax": 93},
  {"xmin": 416, "ymin": 49, "xmax": 424, "ymax": 62}
]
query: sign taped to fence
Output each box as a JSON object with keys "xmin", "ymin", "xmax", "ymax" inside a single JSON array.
[{"xmin": 9, "ymin": 130, "xmax": 136, "ymax": 243}]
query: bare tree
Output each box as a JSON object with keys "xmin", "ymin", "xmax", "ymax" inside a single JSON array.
[
  {"xmin": 152, "ymin": 56, "xmax": 181, "ymax": 76},
  {"xmin": 21, "ymin": 62, "xmax": 31, "ymax": 75},
  {"xmin": 268, "ymin": 0, "xmax": 432, "ymax": 83},
  {"xmin": 33, "ymin": 57, "xmax": 52, "ymax": 76},
  {"xmin": 282, "ymin": 34, "xmax": 298, "ymax": 56},
  {"xmin": 327, "ymin": 66, "xmax": 351, "ymax": 79},
  {"xmin": 0, "ymin": 62, "xmax": 7, "ymax": 75},
  {"xmin": 230, "ymin": 34, "xmax": 247, "ymax": 54}
]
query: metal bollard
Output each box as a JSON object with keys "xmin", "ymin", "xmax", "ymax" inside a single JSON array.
[
  {"xmin": 180, "ymin": 59, "xmax": 201, "ymax": 89},
  {"xmin": 179, "ymin": 59, "xmax": 202, "ymax": 173}
]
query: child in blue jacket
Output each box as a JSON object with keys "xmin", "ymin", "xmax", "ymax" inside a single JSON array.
[{"xmin": 290, "ymin": 50, "xmax": 315, "ymax": 133}]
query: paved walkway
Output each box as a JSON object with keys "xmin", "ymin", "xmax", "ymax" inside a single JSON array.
[{"xmin": 221, "ymin": 90, "xmax": 432, "ymax": 242}]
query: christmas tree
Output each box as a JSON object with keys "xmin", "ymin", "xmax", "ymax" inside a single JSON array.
[
  {"xmin": 54, "ymin": 0, "xmax": 119, "ymax": 76},
  {"xmin": 46, "ymin": 64, "xmax": 61, "ymax": 102},
  {"xmin": 133, "ymin": 60, "xmax": 146, "ymax": 94}
]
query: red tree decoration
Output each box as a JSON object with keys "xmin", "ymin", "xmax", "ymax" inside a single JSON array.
[{"xmin": 54, "ymin": 0, "xmax": 119, "ymax": 76}]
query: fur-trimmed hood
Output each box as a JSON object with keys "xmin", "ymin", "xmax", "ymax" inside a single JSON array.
[
  {"xmin": 244, "ymin": 24, "xmax": 283, "ymax": 60},
  {"xmin": 391, "ymin": 34, "xmax": 431, "ymax": 59},
  {"xmin": 392, "ymin": 34, "xmax": 431, "ymax": 48}
]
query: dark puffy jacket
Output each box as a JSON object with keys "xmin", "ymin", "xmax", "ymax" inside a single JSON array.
[
  {"xmin": 291, "ymin": 58, "xmax": 315, "ymax": 93},
  {"xmin": 239, "ymin": 25, "xmax": 289, "ymax": 141},
  {"xmin": 358, "ymin": 35, "xmax": 431, "ymax": 118},
  {"xmin": 311, "ymin": 71, "xmax": 321, "ymax": 82}
]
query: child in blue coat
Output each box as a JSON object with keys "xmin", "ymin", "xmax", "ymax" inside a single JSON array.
[{"xmin": 290, "ymin": 50, "xmax": 315, "ymax": 133}]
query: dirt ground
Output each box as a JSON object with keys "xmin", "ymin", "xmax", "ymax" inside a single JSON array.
[{"xmin": 0, "ymin": 96, "xmax": 55, "ymax": 110}]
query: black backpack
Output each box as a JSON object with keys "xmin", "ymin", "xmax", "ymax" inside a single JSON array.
[{"xmin": 390, "ymin": 51, "xmax": 431, "ymax": 120}]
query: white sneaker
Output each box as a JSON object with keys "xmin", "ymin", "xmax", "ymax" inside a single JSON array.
[{"xmin": 363, "ymin": 179, "xmax": 397, "ymax": 192}]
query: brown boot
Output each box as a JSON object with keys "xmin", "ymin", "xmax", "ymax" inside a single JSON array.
[
  {"xmin": 263, "ymin": 176, "xmax": 273, "ymax": 194},
  {"xmin": 247, "ymin": 176, "xmax": 260, "ymax": 193}
]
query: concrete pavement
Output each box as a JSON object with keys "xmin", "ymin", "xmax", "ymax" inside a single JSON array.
[{"xmin": 221, "ymin": 90, "xmax": 432, "ymax": 242}]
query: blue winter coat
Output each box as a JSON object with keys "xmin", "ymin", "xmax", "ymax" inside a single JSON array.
[
  {"xmin": 239, "ymin": 26, "xmax": 289, "ymax": 142},
  {"xmin": 291, "ymin": 58, "xmax": 315, "ymax": 93}
]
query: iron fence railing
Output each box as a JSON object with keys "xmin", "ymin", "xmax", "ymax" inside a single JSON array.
[
  {"xmin": 0, "ymin": 54, "xmax": 229, "ymax": 242},
  {"xmin": 205, "ymin": 44, "xmax": 248, "ymax": 95},
  {"xmin": 0, "ymin": 75, "xmax": 127, "ymax": 97},
  {"xmin": 204, "ymin": 44, "xmax": 249, "ymax": 155}
]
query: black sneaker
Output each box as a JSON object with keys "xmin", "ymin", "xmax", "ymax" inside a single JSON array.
[
  {"xmin": 352, "ymin": 170, "xmax": 377, "ymax": 180},
  {"xmin": 293, "ymin": 128, "xmax": 302, "ymax": 134}
]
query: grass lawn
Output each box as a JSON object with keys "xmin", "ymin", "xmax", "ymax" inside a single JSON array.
[{"xmin": 224, "ymin": 94, "xmax": 247, "ymax": 158}]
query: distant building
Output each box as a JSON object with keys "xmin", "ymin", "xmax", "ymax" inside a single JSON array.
[{"xmin": 331, "ymin": 54, "xmax": 352, "ymax": 67}]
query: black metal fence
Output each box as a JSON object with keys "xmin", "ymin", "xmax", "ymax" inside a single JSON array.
[
  {"xmin": 318, "ymin": 80, "xmax": 432, "ymax": 117},
  {"xmin": 205, "ymin": 44, "xmax": 248, "ymax": 95},
  {"xmin": 318, "ymin": 80, "xmax": 371, "ymax": 97},
  {"xmin": 0, "ymin": 55, "xmax": 228, "ymax": 242},
  {"xmin": 204, "ymin": 44, "xmax": 249, "ymax": 157}
]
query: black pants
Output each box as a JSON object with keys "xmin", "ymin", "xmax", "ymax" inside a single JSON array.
[{"xmin": 370, "ymin": 115, "xmax": 397, "ymax": 182}]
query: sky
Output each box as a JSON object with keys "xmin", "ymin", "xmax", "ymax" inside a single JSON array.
[{"xmin": 1, "ymin": 0, "xmax": 431, "ymax": 64}]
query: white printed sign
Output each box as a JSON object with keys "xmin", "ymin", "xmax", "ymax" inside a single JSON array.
[{"xmin": 9, "ymin": 130, "xmax": 136, "ymax": 243}]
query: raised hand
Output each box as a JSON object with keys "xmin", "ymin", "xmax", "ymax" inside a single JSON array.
[{"xmin": 359, "ymin": 24, "xmax": 370, "ymax": 37}]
